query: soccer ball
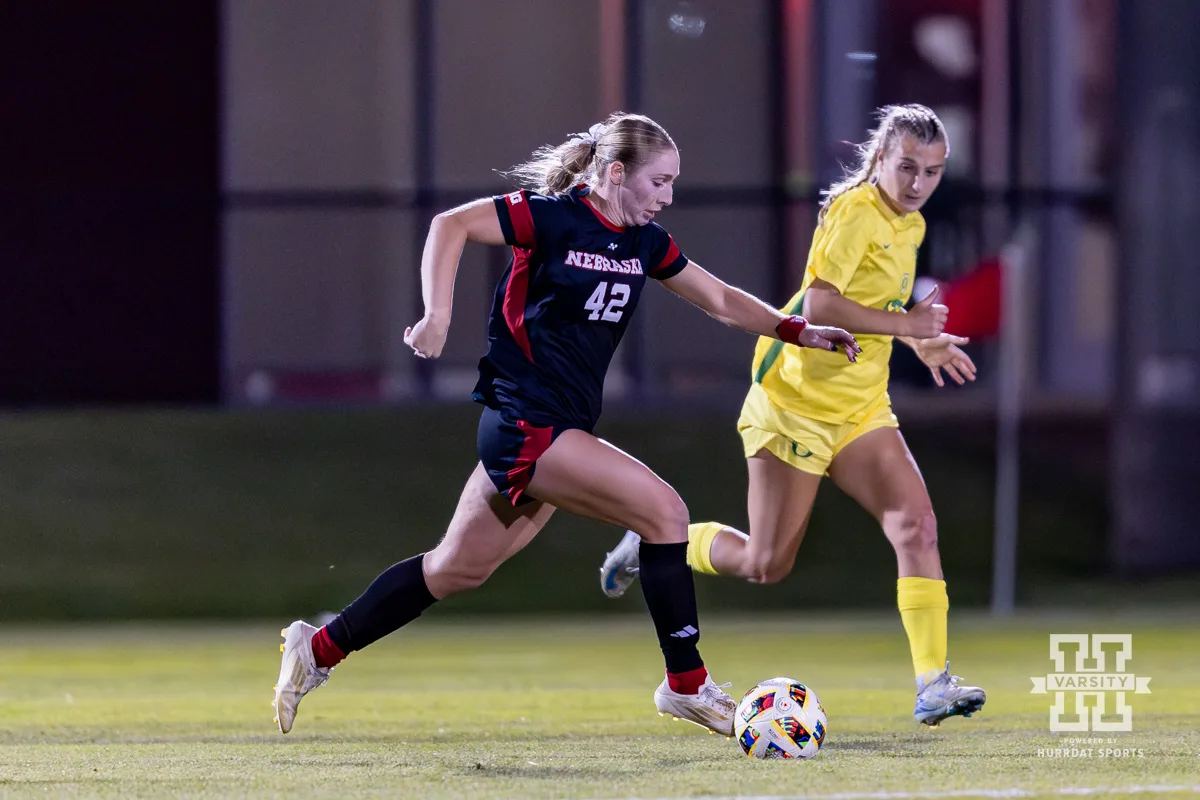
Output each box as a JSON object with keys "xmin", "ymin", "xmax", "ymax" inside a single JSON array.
[{"xmin": 734, "ymin": 677, "xmax": 827, "ymax": 759}]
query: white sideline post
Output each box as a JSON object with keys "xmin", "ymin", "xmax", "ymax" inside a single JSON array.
[{"xmin": 991, "ymin": 225, "xmax": 1034, "ymax": 616}]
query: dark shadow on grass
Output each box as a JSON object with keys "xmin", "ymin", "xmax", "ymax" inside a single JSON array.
[
  {"xmin": 822, "ymin": 737, "xmax": 899, "ymax": 753},
  {"xmin": 462, "ymin": 764, "xmax": 629, "ymax": 781}
]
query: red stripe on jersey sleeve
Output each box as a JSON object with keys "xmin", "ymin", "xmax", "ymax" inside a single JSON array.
[
  {"xmin": 505, "ymin": 191, "xmax": 536, "ymax": 248},
  {"xmin": 502, "ymin": 247, "xmax": 535, "ymax": 362},
  {"xmin": 656, "ymin": 236, "xmax": 681, "ymax": 272}
]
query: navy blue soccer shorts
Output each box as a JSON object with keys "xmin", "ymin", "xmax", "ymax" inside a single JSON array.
[{"xmin": 477, "ymin": 406, "xmax": 573, "ymax": 506}]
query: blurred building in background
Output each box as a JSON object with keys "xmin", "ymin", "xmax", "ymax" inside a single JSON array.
[
  {"xmin": 0, "ymin": 0, "xmax": 1133, "ymax": 409},
  {"xmin": 1, "ymin": 0, "xmax": 1198, "ymax": 604},
  {"xmin": 216, "ymin": 0, "xmax": 1123, "ymax": 414}
]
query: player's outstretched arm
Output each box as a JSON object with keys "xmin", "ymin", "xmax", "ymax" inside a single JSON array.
[
  {"xmin": 661, "ymin": 262, "xmax": 859, "ymax": 361},
  {"xmin": 404, "ymin": 199, "xmax": 508, "ymax": 359}
]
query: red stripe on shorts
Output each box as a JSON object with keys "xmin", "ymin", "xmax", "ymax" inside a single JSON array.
[{"xmin": 504, "ymin": 419, "xmax": 553, "ymax": 505}]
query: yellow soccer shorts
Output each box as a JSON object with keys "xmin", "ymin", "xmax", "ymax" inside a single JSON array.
[{"xmin": 737, "ymin": 383, "xmax": 898, "ymax": 475}]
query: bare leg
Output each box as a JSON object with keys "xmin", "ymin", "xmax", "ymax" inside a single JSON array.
[
  {"xmin": 529, "ymin": 429, "xmax": 738, "ymax": 736},
  {"xmin": 705, "ymin": 450, "xmax": 822, "ymax": 584},
  {"xmin": 827, "ymin": 427, "xmax": 942, "ymax": 578},
  {"xmin": 275, "ymin": 463, "xmax": 554, "ymax": 734},
  {"xmin": 826, "ymin": 426, "xmax": 982, "ymax": 721},
  {"xmin": 528, "ymin": 430, "xmax": 690, "ymax": 544},
  {"xmin": 424, "ymin": 463, "xmax": 555, "ymax": 598}
]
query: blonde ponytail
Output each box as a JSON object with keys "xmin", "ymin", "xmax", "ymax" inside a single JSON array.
[
  {"xmin": 817, "ymin": 129, "xmax": 888, "ymax": 226},
  {"xmin": 503, "ymin": 133, "xmax": 597, "ymax": 195},
  {"xmin": 502, "ymin": 113, "xmax": 676, "ymax": 195}
]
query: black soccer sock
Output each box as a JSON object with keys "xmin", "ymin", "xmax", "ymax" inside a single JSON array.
[
  {"xmin": 325, "ymin": 554, "xmax": 437, "ymax": 654},
  {"xmin": 638, "ymin": 541, "xmax": 705, "ymax": 674}
]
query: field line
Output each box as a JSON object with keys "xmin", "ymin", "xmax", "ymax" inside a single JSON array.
[{"xmin": 603, "ymin": 785, "xmax": 1200, "ymax": 800}]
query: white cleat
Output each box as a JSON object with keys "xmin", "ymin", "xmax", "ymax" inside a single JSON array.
[
  {"xmin": 600, "ymin": 530, "xmax": 642, "ymax": 599},
  {"xmin": 273, "ymin": 620, "xmax": 331, "ymax": 734},
  {"xmin": 913, "ymin": 661, "xmax": 986, "ymax": 726},
  {"xmin": 653, "ymin": 674, "xmax": 736, "ymax": 736}
]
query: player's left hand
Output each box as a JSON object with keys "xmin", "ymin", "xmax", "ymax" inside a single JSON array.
[
  {"xmin": 800, "ymin": 324, "xmax": 860, "ymax": 363},
  {"xmin": 915, "ymin": 333, "xmax": 976, "ymax": 387},
  {"xmin": 404, "ymin": 315, "xmax": 449, "ymax": 359}
]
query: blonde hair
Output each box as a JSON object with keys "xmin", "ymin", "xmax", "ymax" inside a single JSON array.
[
  {"xmin": 818, "ymin": 104, "xmax": 949, "ymax": 225},
  {"xmin": 502, "ymin": 112, "xmax": 677, "ymax": 195}
]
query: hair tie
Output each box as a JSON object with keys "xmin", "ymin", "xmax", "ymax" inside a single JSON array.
[
  {"xmin": 570, "ymin": 130, "xmax": 600, "ymax": 160},
  {"xmin": 586, "ymin": 122, "xmax": 606, "ymax": 159}
]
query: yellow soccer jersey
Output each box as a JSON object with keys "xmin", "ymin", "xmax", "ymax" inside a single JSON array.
[{"xmin": 751, "ymin": 182, "xmax": 925, "ymax": 423}]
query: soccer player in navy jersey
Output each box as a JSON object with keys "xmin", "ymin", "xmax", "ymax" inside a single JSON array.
[{"xmin": 273, "ymin": 113, "xmax": 859, "ymax": 737}]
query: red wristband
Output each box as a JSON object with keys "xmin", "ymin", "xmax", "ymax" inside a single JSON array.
[{"xmin": 775, "ymin": 315, "xmax": 808, "ymax": 345}]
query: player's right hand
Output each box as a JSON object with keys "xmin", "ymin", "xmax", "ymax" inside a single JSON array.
[
  {"xmin": 404, "ymin": 315, "xmax": 449, "ymax": 359},
  {"xmin": 905, "ymin": 285, "xmax": 948, "ymax": 339},
  {"xmin": 799, "ymin": 324, "xmax": 860, "ymax": 363}
]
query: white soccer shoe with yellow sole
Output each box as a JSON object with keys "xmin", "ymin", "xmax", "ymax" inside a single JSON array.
[
  {"xmin": 273, "ymin": 620, "xmax": 331, "ymax": 734},
  {"xmin": 654, "ymin": 674, "xmax": 736, "ymax": 736}
]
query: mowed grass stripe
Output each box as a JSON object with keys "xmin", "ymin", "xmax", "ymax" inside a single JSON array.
[{"xmin": 2, "ymin": 616, "xmax": 1197, "ymax": 799}]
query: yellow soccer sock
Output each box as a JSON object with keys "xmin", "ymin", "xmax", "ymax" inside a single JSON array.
[
  {"xmin": 897, "ymin": 577, "xmax": 949, "ymax": 680},
  {"xmin": 686, "ymin": 522, "xmax": 725, "ymax": 576}
]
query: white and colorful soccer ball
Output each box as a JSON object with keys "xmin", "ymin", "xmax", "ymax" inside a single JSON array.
[{"xmin": 734, "ymin": 677, "xmax": 827, "ymax": 759}]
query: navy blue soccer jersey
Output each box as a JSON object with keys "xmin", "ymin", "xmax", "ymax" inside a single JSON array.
[{"xmin": 472, "ymin": 185, "xmax": 689, "ymax": 431}]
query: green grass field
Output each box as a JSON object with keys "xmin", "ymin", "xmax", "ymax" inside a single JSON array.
[{"xmin": 3, "ymin": 614, "xmax": 1197, "ymax": 799}]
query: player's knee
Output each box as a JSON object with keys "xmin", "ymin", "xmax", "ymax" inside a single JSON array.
[
  {"xmin": 423, "ymin": 549, "xmax": 496, "ymax": 595},
  {"xmin": 635, "ymin": 487, "xmax": 690, "ymax": 545},
  {"xmin": 437, "ymin": 563, "xmax": 494, "ymax": 594},
  {"xmin": 890, "ymin": 507, "xmax": 938, "ymax": 554}
]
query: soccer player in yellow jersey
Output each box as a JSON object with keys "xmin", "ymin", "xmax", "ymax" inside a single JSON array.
[{"xmin": 599, "ymin": 105, "xmax": 986, "ymax": 726}]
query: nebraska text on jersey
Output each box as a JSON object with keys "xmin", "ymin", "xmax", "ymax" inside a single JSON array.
[{"xmin": 564, "ymin": 250, "xmax": 644, "ymax": 275}]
